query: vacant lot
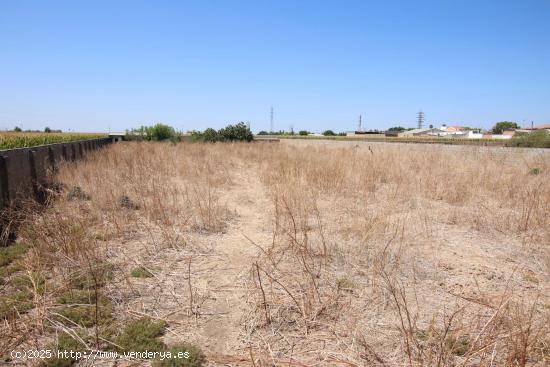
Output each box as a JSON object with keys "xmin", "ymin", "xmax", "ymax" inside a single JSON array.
[{"xmin": 1, "ymin": 140, "xmax": 549, "ymax": 366}]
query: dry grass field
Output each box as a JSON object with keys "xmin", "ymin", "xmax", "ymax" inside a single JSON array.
[{"xmin": 1, "ymin": 140, "xmax": 549, "ymax": 366}]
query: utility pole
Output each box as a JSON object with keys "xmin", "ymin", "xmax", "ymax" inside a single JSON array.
[
  {"xmin": 417, "ymin": 111, "xmax": 425, "ymax": 129},
  {"xmin": 270, "ymin": 107, "xmax": 274, "ymax": 133},
  {"xmin": 358, "ymin": 115, "xmax": 362, "ymax": 131}
]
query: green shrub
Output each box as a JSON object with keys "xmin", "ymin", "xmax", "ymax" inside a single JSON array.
[
  {"xmin": 150, "ymin": 124, "xmax": 177, "ymax": 141},
  {"xmin": 41, "ymin": 334, "xmax": 84, "ymax": 367},
  {"xmin": 201, "ymin": 128, "xmax": 219, "ymax": 142},
  {"xmin": 153, "ymin": 343, "xmax": 206, "ymax": 367},
  {"xmin": 116, "ymin": 318, "xmax": 167, "ymax": 353},
  {"xmin": 57, "ymin": 290, "xmax": 113, "ymax": 327},
  {"xmin": 127, "ymin": 124, "xmax": 179, "ymax": 142},
  {"xmin": 298, "ymin": 130, "xmax": 309, "ymax": 136},
  {"xmin": 68, "ymin": 264, "xmax": 114, "ymax": 290},
  {"xmin": 508, "ymin": 130, "xmax": 550, "ymax": 148}
]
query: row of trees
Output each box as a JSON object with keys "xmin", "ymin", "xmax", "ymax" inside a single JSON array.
[
  {"xmin": 10, "ymin": 126, "xmax": 63, "ymax": 133},
  {"xmin": 190, "ymin": 122, "xmax": 253, "ymax": 142},
  {"xmin": 127, "ymin": 122, "xmax": 254, "ymax": 143},
  {"xmin": 257, "ymin": 130, "xmax": 347, "ymax": 136}
]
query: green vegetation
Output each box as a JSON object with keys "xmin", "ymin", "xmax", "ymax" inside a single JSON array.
[
  {"xmin": 116, "ymin": 318, "xmax": 167, "ymax": 352},
  {"xmin": 298, "ymin": 130, "xmax": 309, "ymax": 136},
  {"xmin": 323, "ymin": 130, "xmax": 336, "ymax": 136},
  {"xmin": 0, "ymin": 133, "xmax": 107, "ymax": 150},
  {"xmin": 388, "ymin": 126, "xmax": 406, "ymax": 131},
  {"xmin": 130, "ymin": 265, "xmax": 158, "ymax": 278},
  {"xmin": 492, "ymin": 121, "xmax": 519, "ymax": 134},
  {"xmin": 0, "ymin": 271, "xmax": 44, "ymax": 319},
  {"xmin": 127, "ymin": 123, "xmax": 181, "ymax": 142},
  {"xmin": 57, "ymin": 290, "xmax": 113, "ymax": 327},
  {"xmin": 0, "ymin": 290, "xmax": 34, "ymax": 319},
  {"xmin": 0, "ymin": 243, "xmax": 29, "ymax": 267},
  {"xmin": 68, "ymin": 265, "xmax": 114, "ymax": 290},
  {"xmin": 40, "ymin": 334, "xmax": 85, "ymax": 367},
  {"xmin": 114, "ymin": 318, "xmax": 205, "ymax": 366},
  {"xmin": 507, "ymin": 130, "xmax": 550, "ymax": 148},
  {"xmin": 153, "ymin": 343, "xmax": 206, "ymax": 367},
  {"xmin": 191, "ymin": 122, "xmax": 253, "ymax": 142}
]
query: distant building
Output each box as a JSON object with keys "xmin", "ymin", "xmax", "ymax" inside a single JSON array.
[
  {"xmin": 109, "ymin": 132, "xmax": 125, "ymax": 142},
  {"xmin": 401, "ymin": 128, "xmax": 445, "ymax": 137},
  {"xmin": 440, "ymin": 125, "xmax": 465, "ymax": 132},
  {"xmin": 524, "ymin": 124, "xmax": 550, "ymax": 132}
]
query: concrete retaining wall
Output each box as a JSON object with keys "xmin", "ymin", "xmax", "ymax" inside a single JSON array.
[{"xmin": 0, "ymin": 138, "xmax": 111, "ymax": 208}]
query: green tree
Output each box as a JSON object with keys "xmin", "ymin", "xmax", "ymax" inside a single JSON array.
[
  {"xmin": 44, "ymin": 127, "xmax": 52, "ymax": 133},
  {"xmin": 492, "ymin": 121, "xmax": 519, "ymax": 134},
  {"xmin": 298, "ymin": 130, "xmax": 309, "ymax": 136},
  {"xmin": 13, "ymin": 126, "xmax": 22, "ymax": 132},
  {"xmin": 202, "ymin": 128, "xmax": 219, "ymax": 142},
  {"xmin": 218, "ymin": 122, "xmax": 253, "ymax": 142},
  {"xmin": 388, "ymin": 126, "xmax": 406, "ymax": 132},
  {"xmin": 323, "ymin": 130, "xmax": 336, "ymax": 136},
  {"xmin": 150, "ymin": 123, "xmax": 176, "ymax": 141},
  {"xmin": 257, "ymin": 131, "xmax": 269, "ymax": 135}
]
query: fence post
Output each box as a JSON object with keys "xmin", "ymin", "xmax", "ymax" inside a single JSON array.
[
  {"xmin": 28, "ymin": 150, "xmax": 40, "ymax": 201},
  {"xmin": 0, "ymin": 155, "xmax": 9, "ymax": 205},
  {"xmin": 48, "ymin": 147, "xmax": 56, "ymax": 173}
]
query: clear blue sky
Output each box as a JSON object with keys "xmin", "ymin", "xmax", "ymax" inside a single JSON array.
[{"xmin": 1, "ymin": 0, "xmax": 549, "ymax": 133}]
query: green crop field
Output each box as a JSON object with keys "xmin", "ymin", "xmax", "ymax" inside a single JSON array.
[{"xmin": 0, "ymin": 132, "xmax": 107, "ymax": 150}]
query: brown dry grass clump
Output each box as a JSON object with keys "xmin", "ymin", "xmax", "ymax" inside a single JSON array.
[{"xmin": 1, "ymin": 140, "xmax": 549, "ymax": 367}]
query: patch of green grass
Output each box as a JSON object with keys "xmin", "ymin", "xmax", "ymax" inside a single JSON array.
[
  {"xmin": 446, "ymin": 334, "xmax": 470, "ymax": 356},
  {"xmin": 0, "ymin": 261, "xmax": 24, "ymax": 278},
  {"xmin": 336, "ymin": 277, "xmax": 356, "ymax": 291},
  {"xmin": 0, "ymin": 243, "xmax": 29, "ymax": 267},
  {"xmin": 12, "ymin": 272, "xmax": 46, "ymax": 294},
  {"xmin": 56, "ymin": 290, "xmax": 113, "ymax": 327},
  {"xmin": 153, "ymin": 343, "xmax": 206, "ymax": 367},
  {"xmin": 130, "ymin": 265, "xmax": 159, "ymax": 278},
  {"xmin": 415, "ymin": 329, "xmax": 430, "ymax": 342},
  {"xmin": 116, "ymin": 318, "xmax": 167, "ymax": 353},
  {"xmin": 0, "ymin": 290, "xmax": 34, "ymax": 319},
  {"xmin": 524, "ymin": 271, "xmax": 539, "ymax": 284},
  {"xmin": 40, "ymin": 333, "xmax": 85, "ymax": 367},
  {"xmin": 68, "ymin": 264, "xmax": 114, "ymax": 290}
]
